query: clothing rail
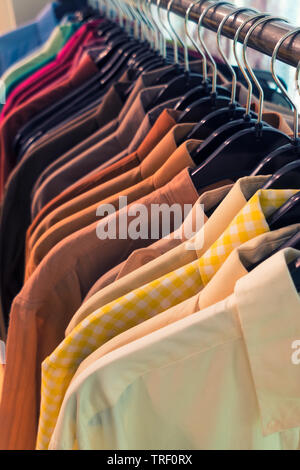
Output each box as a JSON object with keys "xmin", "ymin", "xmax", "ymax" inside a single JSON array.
[{"xmin": 94, "ymin": 0, "xmax": 300, "ymax": 68}]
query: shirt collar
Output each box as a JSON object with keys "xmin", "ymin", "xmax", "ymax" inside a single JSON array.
[
  {"xmin": 141, "ymin": 124, "xmax": 196, "ymax": 180},
  {"xmin": 136, "ymin": 109, "xmax": 178, "ymax": 161},
  {"xmin": 187, "ymin": 176, "xmax": 271, "ymax": 256},
  {"xmin": 152, "ymin": 140, "xmax": 199, "ymax": 189},
  {"xmin": 199, "ymin": 223, "xmax": 300, "ymax": 311},
  {"xmin": 197, "ymin": 189, "xmax": 298, "ymax": 285},
  {"xmin": 69, "ymin": 51, "xmax": 99, "ymax": 86},
  {"xmin": 174, "ymin": 184, "xmax": 233, "ymax": 244},
  {"xmin": 95, "ymin": 81, "xmax": 132, "ymax": 126},
  {"xmin": 235, "ymin": 248, "xmax": 300, "ymax": 436}
]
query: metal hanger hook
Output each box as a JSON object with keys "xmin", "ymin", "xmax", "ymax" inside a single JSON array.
[
  {"xmin": 184, "ymin": 1, "xmax": 206, "ymax": 78},
  {"xmin": 143, "ymin": 0, "xmax": 158, "ymax": 50},
  {"xmin": 167, "ymin": 0, "xmax": 185, "ymax": 64},
  {"xmin": 198, "ymin": 1, "xmax": 231, "ymax": 94},
  {"xmin": 233, "ymin": 11, "xmax": 267, "ymax": 116},
  {"xmin": 127, "ymin": 0, "xmax": 141, "ymax": 39},
  {"xmin": 296, "ymin": 60, "xmax": 300, "ymax": 96},
  {"xmin": 146, "ymin": 0, "xmax": 163, "ymax": 52},
  {"xmin": 157, "ymin": 0, "xmax": 171, "ymax": 59},
  {"xmin": 243, "ymin": 16, "xmax": 290, "ymax": 125},
  {"xmin": 217, "ymin": 7, "xmax": 258, "ymax": 105},
  {"xmin": 135, "ymin": 0, "xmax": 149, "ymax": 42},
  {"xmin": 271, "ymin": 28, "xmax": 300, "ymax": 142}
]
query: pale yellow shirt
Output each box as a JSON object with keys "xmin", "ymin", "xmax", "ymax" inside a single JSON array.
[{"xmin": 49, "ymin": 249, "xmax": 300, "ymax": 450}]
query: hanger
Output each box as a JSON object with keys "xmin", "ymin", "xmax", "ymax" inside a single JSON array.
[
  {"xmin": 248, "ymin": 226, "xmax": 300, "ymax": 274},
  {"xmin": 186, "ymin": 6, "xmax": 259, "ymax": 141},
  {"xmin": 189, "ymin": 15, "xmax": 292, "ymax": 190},
  {"xmin": 177, "ymin": 1, "xmax": 237, "ymax": 123},
  {"xmin": 14, "ymin": 0, "xmax": 160, "ymax": 155},
  {"xmin": 94, "ymin": 0, "xmax": 151, "ymax": 74},
  {"xmin": 152, "ymin": 0, "xmax": 189, "ymax": 84},
  {"xmin": 146, "ymin": 0, "xmax": 205, "ymax": 111},
  {"xmin": 187, "ymin": 11, "xmax": 270, "ymax": 167},
  {"xmin": 281, "ymin": 232, "xmax": 300, "ymax": 251},
  {"xmin": 170, "ymin": 0, "xmax": 229, "ymax": 110},
  {"xmin": 267, "ymin": 191, "xmax": 300, "ymax": 230},
  {"xmin": 253, "ymin": 30, "xmax": 300, "ymax": 177},
  {"xmin": 264, "ymin": 45, "xmax": 300, "ymax": 230},
  {"xmin": 263, "ymin": 160, "xmax": 300, "ymax": 189}
]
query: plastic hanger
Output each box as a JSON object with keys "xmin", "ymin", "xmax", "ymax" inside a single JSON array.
[
  {"xmin": 14, "ymin": 0, "xmax": 154, "ymax": 155},
  {"xmin": 262, "ymin": 160, "xmax": 300, "ymax": 189},
  {"xmin": 151, "ymin": 0, "xmax": 185, "ymax": 84},
  {"xmin": 187, "ymin": 12, "xmax": 270, "ymax": 167},
  {"xmin": 94, "ymin": 0, "xmax": 150, "ymax": 74},
  {"xmin": 186, "ymin": 6, "xmax": 259, "ymax": 141},
  {"xmin": 171, "ymin": 0, "xmax": 233, "ymax": 112},
  {"xmin": 177, "ymin": 2, "xmax": 237, "ymax": 123},
  {"xmin": 171, "ymin": 0, "xmax": 217, "ymax": 108},
  {"xmin": 258, "ymin": 52, "xmax": 300, "ymax": 187},
  {"xmin": 252, "ymin": 30, "xmax": 300, "ymax": 177},
  {"xmin": 248, "ymin": 226, "xmax": 300, "ymax": 273},
  {"xmin": 267, "ymin": 191, "xmax": 300, "ymax": 230},
  {"xmin": 147, "ymin": 0, "xmax": 205, "ymax": 111},
  {"xmin": 280, "ymin": 232, "xmax": 300, "ymax": 251},
  {"xmin": 189, "ymin": 15, "xmax": 292, "ymax": 189}
]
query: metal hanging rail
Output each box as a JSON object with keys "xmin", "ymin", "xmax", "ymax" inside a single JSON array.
[
  {"xmin": 98, "ymin": 0, "xmax": 300, "ymax": 67},
  {"xmin": 153, "ymin": 0, "xmax": 300, "ymax": 67}
]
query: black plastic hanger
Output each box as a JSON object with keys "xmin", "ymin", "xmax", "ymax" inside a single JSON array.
[
  {"xmin": 280, "ymin": 231, "xmax": 300, "ymax": 251},
  {"xmin": 146, "ymin": 0, "xmax": 208, "ymax": 111},
  {"xmin": 262, "ymin": 160, "xmax": 300, "ymax": 190},
  {"xmin": 189, "ymin": 14, "xmax": 292, "ymax": 188},
  {"xmin": 186, "ymin": 104, "xmax": 256, "ymax": 140},
  {"xmin": 14, "ymin": 33, "xmax": 151, "ymax": 154},
  {"xmin": 175, "ymin": 2, "xmax": 238, "ymax": 121},
  {"xmin": 186, "ymin": 6, "xmax": 260, "ymax": 140},
  {"xmin": 267, "ymin": 192, "xmax": 300, "ymax": 230},
  {"xmin": 248, "ymin": 229, "xmax": 300, "ymax": 273},
  {"xmin": 252, "ymin": 142, "xmax": 300, "ymax": 176},
  {"xmin": 252, "ymin": 27, "xmax": 300, "ymax": 178}
]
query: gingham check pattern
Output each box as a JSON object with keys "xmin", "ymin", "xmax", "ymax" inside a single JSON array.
[
  {"xmin": 36, "ymin": 188, "xmax": 297, "ymax": 449},
  {"xmin": 199, "ymin": 189, "xmax": 297, "ymax": 284}
]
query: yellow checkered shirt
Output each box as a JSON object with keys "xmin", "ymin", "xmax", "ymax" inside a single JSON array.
[{"xmin": 36, "ymin": 188, "xmax": 297, "ymax": 449}]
